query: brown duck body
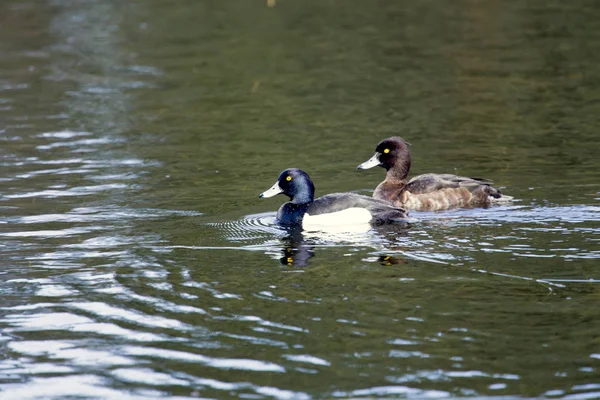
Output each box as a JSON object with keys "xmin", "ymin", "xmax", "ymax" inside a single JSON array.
[
  {"xmin": 374, "ymin": 173, "xmax": 505, "ymax": 210},
  {"xmin": 358, "ymin": 137, "xmax": 512, "ymax": 211}
]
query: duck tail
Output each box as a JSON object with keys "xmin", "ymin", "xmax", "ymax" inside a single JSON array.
[
  {"xmin": 490, "ymin": 194, "xmax": 514, "ymax": 203},
  {"xmin": 372, "ymin": 209, "xmax": 410, "ymax": 225},
  {"xmin": 485, "ymin": 185, "xmax": 514, "ymax": 203}
]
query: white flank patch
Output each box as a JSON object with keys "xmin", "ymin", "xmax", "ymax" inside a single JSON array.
[{"xmin": 302, "ymin": 208, "xmax": 372, "ymax": 232}]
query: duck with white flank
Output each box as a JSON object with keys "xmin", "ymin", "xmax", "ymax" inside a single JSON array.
[{"xmin": 260, "ymin": 168, "xmax": 408, "ymax": 229}]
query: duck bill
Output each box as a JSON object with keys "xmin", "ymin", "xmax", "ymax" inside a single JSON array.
[
  {"xmin": 259, "ymin": 182, "xmax": 283, "ymax": 198},
  {"xmin": 357, "ymin": 153, "xmax": 381, "ymax": 170}
]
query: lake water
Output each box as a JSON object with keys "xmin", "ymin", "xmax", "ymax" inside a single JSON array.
[{"xmin": 1, "ymin": 0, "xmax": 600, "ymax": 398}]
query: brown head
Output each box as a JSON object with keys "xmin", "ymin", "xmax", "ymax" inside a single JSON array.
[{"xmin": 357, "ymin": 136, "xmax": 411, "ymax": 180}]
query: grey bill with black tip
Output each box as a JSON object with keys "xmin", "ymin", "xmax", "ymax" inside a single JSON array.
[
  {"xmin": 259, "ymin": 182, "xmax": 283, "ymax": 198},
  {"xmin": 357, "ymin": 153, "xmax": 381, "ymax": 170}
]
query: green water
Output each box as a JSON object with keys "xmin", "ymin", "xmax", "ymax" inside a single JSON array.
[{"xmin": 1, "ymin": 0, "xmax": 599, "ymax": 398}]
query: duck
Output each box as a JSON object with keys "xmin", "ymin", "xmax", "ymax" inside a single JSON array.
[
  {"xmin": 357, "ymin": 136, "xmax": 513, "ymax": 210},
  {"xmin": 259, "ymin": 168, "xmax": 408, "ymax": 229}
]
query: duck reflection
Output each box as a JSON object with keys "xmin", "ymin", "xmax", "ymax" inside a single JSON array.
[
  {"xmin": 274, "ymin": 223, "xmax": 412, "ymax": 268},
  {"xmin": 378, "ymin": 255, "xmax": 408, "ymax": 266},
  {"xmin": 278, "ymin": 227, "xmax": 315, "ymax": 267}
]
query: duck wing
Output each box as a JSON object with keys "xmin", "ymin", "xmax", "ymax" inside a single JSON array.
[
  {"xmin": 308, "ymin": 193, "xmax": 406, "ymax": 216},
  {"xmin": 405, "ymin": 173, "xmax": 494, "ymax": 194}
]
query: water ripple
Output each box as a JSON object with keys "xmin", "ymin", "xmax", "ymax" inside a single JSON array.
[
  {"xmin": 208, "ymin": 212, "xmax": 284, "ymax": 242},
  {"xmin": 4, "ymin": 183, "xmax": 134, "ymax": 199},
  {"xmin": 122, "ymin": 346, "xmax": 286, "ymax": 373}
]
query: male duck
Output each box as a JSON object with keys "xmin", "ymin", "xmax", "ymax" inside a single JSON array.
[
  {"xmin": 357, "ymin": 136, "xmax": 513, "ymax": 210},
  {"xmin": 259, "ymin": 168, "xmax": 408, "ymax": 229}
]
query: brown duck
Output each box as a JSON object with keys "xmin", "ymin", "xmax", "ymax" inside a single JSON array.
[{"xmin": 357, "ymin": 136, "xmax": 513, "ymax": 210}]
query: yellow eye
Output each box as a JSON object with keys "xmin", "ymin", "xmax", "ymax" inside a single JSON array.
[
  {"xmin": 383, "ymin": 148, "xmax": 390, "ymax": 154},
  {"xmin": 286, "ymin": 176, "xmax": 292, "ymax": 181}
]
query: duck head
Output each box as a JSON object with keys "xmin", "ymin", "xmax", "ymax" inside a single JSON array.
[
  {"xmin": 357, "ymin": 136, "xmax": 411, "ymax": 179},
  {"xmin": 259, "ymin": 168, "xmax": 315, "ymax": 204}
]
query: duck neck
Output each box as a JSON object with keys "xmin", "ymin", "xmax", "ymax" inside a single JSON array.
[
  {"xmin": 387, "ymin": 150, "xmax": 411, "ymax": 181},
  {"xmin": 291, "ymin": 192, "xmax": 312, "ymax": 205},
  {"xmin": 278, "ymin": 202, "xmax": 310, "ymax": 225},
  {"xmin": 290, "ymin": 180, "xmax": 314, "ymax": 205}
]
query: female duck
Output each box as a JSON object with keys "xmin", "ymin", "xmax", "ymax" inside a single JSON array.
[
  {"xmin": 357, "ymin": 136, "xmax": 513, "ymax": 210},
  {"xmin": 259, "ymin": 168, "xmax": 408, "ymax": 228}
]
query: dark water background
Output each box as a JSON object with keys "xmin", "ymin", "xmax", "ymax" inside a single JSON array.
[{"xmin": 1, "ymin": 0, "xmax": 600, "ymax": 398}]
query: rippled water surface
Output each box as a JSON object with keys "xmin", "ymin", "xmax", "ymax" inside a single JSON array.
[{"xmin": 1, "ymin": 0, "xmax": 600, "ymax": 398}]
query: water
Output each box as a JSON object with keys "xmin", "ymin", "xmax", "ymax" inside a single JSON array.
[{"xmin": 1, "ymin": 0, "xmax": 600, "ymax": 398}]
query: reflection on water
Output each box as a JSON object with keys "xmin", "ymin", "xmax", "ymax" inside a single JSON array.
[
  {"xmin": 221, "ymin": 204, "xmax": 599, "ymax": 277},
  {"xmin": 1, "ymin": 0, "xmax": 600, "ymax": 399}
]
